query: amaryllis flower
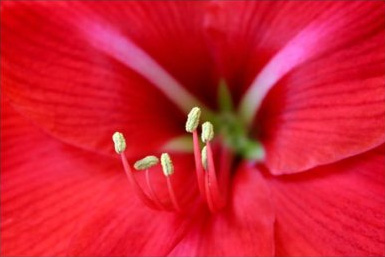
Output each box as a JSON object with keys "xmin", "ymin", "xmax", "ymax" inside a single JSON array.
[{"xmin": 1, "ymin": 1, "xmax": 384, "ymax": 256}]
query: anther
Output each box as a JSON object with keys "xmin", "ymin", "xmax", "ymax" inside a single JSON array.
[
  {"xmin": 201, "ymin": 146, "xmax": 207, "ymax": 170},
  {"xmin": 185, "ymin": 107, "xmax": 201, "ymax": 132},
  {"xmin": 112, "ymin": 131, "xmax": 126, "ymax": 154},
  {"xmin": 134, "ymin": 156, "xmax": 159, "ymax": 170},
  {"xmin": 160, "ymin": 153, "xmax": 181, "ymax": 212},
  {"xmin": 201, "ymin": 121, "xmax": 214, "ymax": 143},
  {"xmin": 160, "ymin": 153, "xmax": 174, "ymax": 177}
]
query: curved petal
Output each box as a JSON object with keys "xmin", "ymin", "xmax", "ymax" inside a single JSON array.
[
  {"xmin": 268, "ymin": 146, "xmax": 385, "ymax": 256},
  {"xmin": 169, "ymin": 163, "xmax": 275, "ymax": 256},
  {"xmin": 0, "ymin": 100, "xmax": 123, "ymax": 256},
  {"xmin": 1, "ymin": 1, "xmax": 216, "ymax": 156},
  {"xmin": 257, "ymin": 30, "xmax": 384, "ymax": 174}
]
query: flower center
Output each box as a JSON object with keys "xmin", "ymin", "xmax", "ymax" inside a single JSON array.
[
  {"xmin": 112, "ymin": 82, "xmax": 264, "ymax": 214},
  {"xmin": 208, "ymin": 81, "xmax": 264, "ymax": 161}
]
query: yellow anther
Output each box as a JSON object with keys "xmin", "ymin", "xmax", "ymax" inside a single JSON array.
[
  {"xmin": 185, "ymin": 107, "xmax": 201, "ymax": 132},
  {"xmin": 201, "ymin": 145, "xmax": 207, "ymax": 170},
  {"xmin": 160, "ymin": 153, "xmax": 174, "ymax": 176},
  {"xmin": 201, "ymin": 121, "xmax": 214, "ymax": 143},
  {"xmin": 112, "ymin": 132, "xmax": 126, "ymax": 154},
  {"xmin": 134, "ymin": 156, "xmax": 159, "ymax": 170}
]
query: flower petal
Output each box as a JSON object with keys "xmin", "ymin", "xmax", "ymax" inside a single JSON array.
[
  {"xmin": 169, "ymin": 163, "xmax": 275, "ymax": 256},
  {"xmin": 257, "ymin": 31, "xmax": 384, "ymax": 174},
  {"xmin": 268, "ymin": 146, "xmax": 385, "ymax": 256},
  {"xmin": 0, "ymin": 100, "xmax": 123, "ymax": 256},
  {"xmin": 1, "ymin": 2, "xmax": 216, "ymax": 156}
]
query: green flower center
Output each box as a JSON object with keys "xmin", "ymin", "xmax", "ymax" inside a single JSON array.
[{"xmin": 209, "ymin": 80, "xmax": 264, "ymax": 161}]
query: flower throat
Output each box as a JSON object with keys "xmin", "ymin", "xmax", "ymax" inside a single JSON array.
[{"xmin": 112, "ymin": 82, "xmax": 263, "ymax": 213}]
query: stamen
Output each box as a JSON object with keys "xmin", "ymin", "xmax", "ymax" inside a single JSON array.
[
  {"xmin": 200, "ymin": 121, "xmax": 223, "ymax": 211},
  {"xmin": 185, "ymin": 107, "xmax": 201, "ymax": 133},
  {"xmin": 160, "ymin": 153, "xmax": 181, "ymax": 212},
  {"xmin": 185, "ymin": 107, "xmax": 205, "ymax": 197},
  {"xmin": 133, "ymin": 156, "xmax": 168, "ymax": 210},
  {"xmin": 218, "ymin": 145, "xmax": 232, "ymax": 208},
  {"xmin": 134, "ymin": 156, "xmax": 159, "ymax": 170},
  {"xmin": 205, "ymin": 141, "xmax": 222, "ymax": 212},
  {"xmin": 205, "ymin": 171, "xmax": 216, "ymax": 212},
  {"xmin": 201, "ymin": 145, "xmax": 208, "ymax": 170},
  {"xmin": 119, "ymin": 154, "xmax": 159, "ymax": 209},
  {"xmin": 145, "ymin": 169, "xmax": 168, "ymax": 210},
  {"xmin": 204, "ymin": 144, "xmax": 233, "ymax": 212},
  {"xmin": 112, "ymin": 132, "xmax": 126, "ymax": 154},
  {"xmin": 112, "ymin": 132, "xmax": 159, "ymax": 210},
  {"xmin": 201, "ymin": 121, "xmax": 214, "ymax": 143},
  {"xmin": 193, "ymin": 131, "xmax": 206, "ymax": 197},
  {"xmin": 166, "ymin": 176, "xmax": 182, "ymax": 212}
]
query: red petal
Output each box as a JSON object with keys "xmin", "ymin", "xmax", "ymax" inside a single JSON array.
[
  {"xmin": 1, "ymin": 2, "xmax": 216, "ymax": 156},
  {"xmin": 0, "ymin": 100, "xmax": 123, "ymax": 256},
  {"xmin": 250, "ymin": 4, "xmax": 385, "ymax": 174},
  {"xmin": 169, "ymin": 164, "xmax": 275, "ymax": 256},
  {"xmin": 68, "ymin": 187, "xmax": 196, "ymax": 257},
  {"xmin": 268, "ymin": 146, "xmax": 385, "ymax": 256},
  {"xmin": 258, "ymin": 33, "xmax": 384, "ymax": 173}
]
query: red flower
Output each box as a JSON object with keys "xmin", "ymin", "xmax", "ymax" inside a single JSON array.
[{"xmin": 1, "ymin": 1, "xmax": 384, "ymax": 256}]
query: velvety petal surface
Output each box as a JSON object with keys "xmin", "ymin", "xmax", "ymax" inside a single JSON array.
[
  {"xmin": 169, "ymin": 163, "xmax": 275, "ymax": 256},
  {"xmin": 1, "ymin": 100, "xmax": 123, "ymax": 256},
  {"xmin": 1, "ymin": 1, "xmax": 217, "ymax": 156},
  {"xmin": 267, "ymin": 146, "xmax": 385, "ymax": 256}
]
